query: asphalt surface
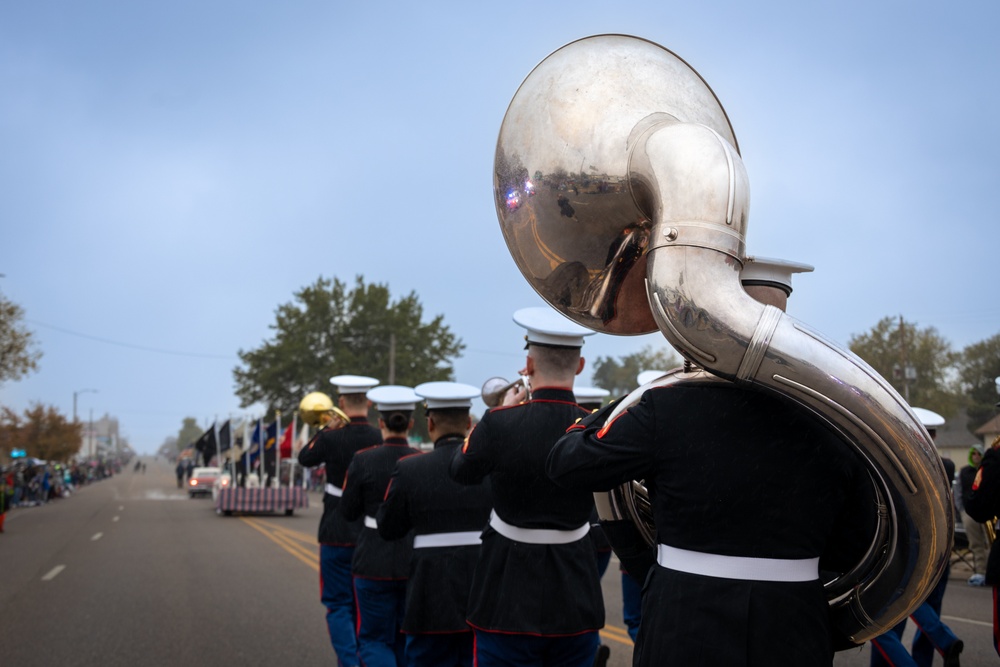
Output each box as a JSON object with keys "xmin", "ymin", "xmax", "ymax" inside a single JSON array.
[
  {"xmin": 3, "ymin": 456, "xmax": 994, "ymax": 666},
  {"xmin": 0, "ymin": 456, "xmax": 635, "ymax": 666}
]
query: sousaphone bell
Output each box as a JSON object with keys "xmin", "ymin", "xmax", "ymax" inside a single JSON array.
[{"xmin": 493, "ymin": 34, "xmax": 952, "ymax": 644}]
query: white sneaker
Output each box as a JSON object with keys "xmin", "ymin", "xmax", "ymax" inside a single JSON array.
[{"xmin": 968, "ymin": 574, "xmax": 986, "ymax": 586}]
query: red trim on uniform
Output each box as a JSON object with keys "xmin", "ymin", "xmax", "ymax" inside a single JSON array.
[
  {"xmin": 353, "ymin": 576, "xmax": 362, "ymax": 637},
  {"xmin": 383, "ymin": 478, "xmax": 395, "ymax": 501},
  {"xmin": 871, "ymin": 638, "xmax": 895, "ymax": 665},
  {"xmin": 532, "ymin": 399, "xmax": 587, "ymax": 408},
  {"xmin": 317, "ymin": 545, "xmax": 324, "ymax": 599},
  {"xmin": 487, "ymin": 397, "xmax": 583, "ymax": 412},
  {"xmin": 596, "ymin": 410, "xmax": 628, "ymax": 439}
]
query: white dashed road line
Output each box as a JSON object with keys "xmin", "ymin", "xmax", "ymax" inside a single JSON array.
[
  {"xmin": 91, "ymin": 532, "xmax": 103, "ymax": 541},
  {"xmin": 41, "ymin": 565, "xmax": 66, "ymax": 581}
]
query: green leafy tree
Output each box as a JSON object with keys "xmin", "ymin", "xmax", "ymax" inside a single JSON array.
[
  {"xmin": 233, "ymin": 275, "xmax": 464, "ymax": 416},
  {"xmin": 848, "ymin": 316, "xmax": 959, "ymax": 414},
  {"xmin": 0, "ymin": 290, "xmax": 42, "ymax": 386},
  {"xmin": 0, "ymin": 403, "xmax": 82, "ymax": 462},
  {"xmin": 176, "ymin": 417, "xmax": 203, "ymax": 452},
  {"xmin": 591, "ymin": 344, "xmax": 681, "ymax": 396},
  {"xmin": 957, "ymin": 333, "xmax": 1000, "ymax": 431}
]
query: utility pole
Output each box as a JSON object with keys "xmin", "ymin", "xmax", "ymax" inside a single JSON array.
[
  {"xmin": 388, "ymin": 332, "xmax": 396, "ymax": 385},
  {"xmin": 895, "ymin": 315, "xmax": 916, "ymax": 403}
]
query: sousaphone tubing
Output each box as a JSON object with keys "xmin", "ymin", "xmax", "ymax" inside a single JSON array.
[{"xmin": 494, "ymin": 34, "xmax": 952, "ymax": 645}]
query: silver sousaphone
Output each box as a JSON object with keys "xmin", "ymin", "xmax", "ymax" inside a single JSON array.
[{"xmin": 493, "ymin": 34, "xmax": 952, "ymax": 645}]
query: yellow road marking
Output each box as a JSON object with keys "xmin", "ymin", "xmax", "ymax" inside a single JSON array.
[
  {"xmin": 263, "ymin": 526, "xmax": 317, "ymax": 562},
  {"xmin": 253, "ymin": 520, "xmax": 316, "ymax": 545},
  {"xmin": 238, "ymin": 516, "xmax": 635, "ymax": 645},
  {"xmin": 240, "ymin": 517, "xmax": 317, "ymax": 571},
  {"xmin": 599, "ymin": 626, "xmax": 635, "ymax": 646},
  {"xmin": 527, "ymin": 209, "xmax": 564, "ymax": 269}
]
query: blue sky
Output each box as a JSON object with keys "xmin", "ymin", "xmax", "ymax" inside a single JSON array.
[{"xmin": 2, "ymin": 1, "xmax": 997, "ymax": 453}]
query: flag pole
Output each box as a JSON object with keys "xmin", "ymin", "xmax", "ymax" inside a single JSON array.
[
  {"xmin": 289, "ymin": 411, "xmax": 298, "ymax": 492},
  {"xmin": 242, "ymin": 417, "xmax": 250, "ymax": 488},
  {"xmin": 274, "ymin": 409, "xmax": 282, "ymax": 490}
]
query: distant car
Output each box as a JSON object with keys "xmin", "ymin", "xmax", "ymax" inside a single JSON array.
[
  {"xmin": 506, "ymin": 189, "xmax": 522, "ymax": 211},
  {"xmin": 188, "ymin": 467, "xmax": 221, "ymax": 498}
]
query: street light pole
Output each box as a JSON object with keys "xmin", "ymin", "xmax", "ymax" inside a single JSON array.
[
  {"xmin": 73, "ymin": 388, "xmax": 98, "ymax": 458},
  {"xmin": 73, "ymin": 388, "xmax": 98, "ymax": 422}
]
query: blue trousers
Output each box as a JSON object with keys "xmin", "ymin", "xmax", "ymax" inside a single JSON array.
[
  {"xmin": 912, "ymin": 562, "xmax": 949, "ymax": 667},
  {"xmin": 472, "ymin": 628, "xmax": 600, "ymax": 667},
  {"xmin": 353, "ymin": 576, "xmax": 407, "ymax": 667},
  {"xmin": 869, "ymin": 602, "xmax": 960, "ymax": 666},
  {"xmin": 405, "ymin": 631, "xmax": 474, "ymax": 667},
  {"xmin": 621, "ymin": 571, "xmax": 642, "ymax": 642},
  {"xmin": 320, "ymin": 545, "xmax": 359, "ymax": 667}
]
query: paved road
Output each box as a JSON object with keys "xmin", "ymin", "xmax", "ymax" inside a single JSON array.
[
  {"xmin": 4, "ymin": 455, "xmax": 993, "ymax": 666},
  {"xmin": 0, "ymin": 456, "xmax": 636, "ymax": 666}
]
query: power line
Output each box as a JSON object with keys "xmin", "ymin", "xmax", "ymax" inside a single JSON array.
[{"xmin": 26, "ymin": 319, "xmax": 236, "ymax": 360}]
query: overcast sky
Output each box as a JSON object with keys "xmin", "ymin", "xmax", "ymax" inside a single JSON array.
[{"xmin": 2, "ymin": 1, "xmax": 997, "ymax": 454}]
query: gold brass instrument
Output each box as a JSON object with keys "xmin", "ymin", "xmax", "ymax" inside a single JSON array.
[
  {"xmin": 493, "ymin": 34, "xmax": 952, "ymax": 644},
  {"xmin": 299, "ymin": 392, "xmax": 350, "ymax": 429},
  {"xmin": 481, "ymin": 376, "xmax": 529, "ymax": 408}
]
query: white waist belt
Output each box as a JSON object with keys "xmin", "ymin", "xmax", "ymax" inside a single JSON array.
[
  {"xmin": 325, "ymin": 483, "xmax": 343, "ymax": 497},
  {"xmin": 489, "ymin": 510, "xmax": 589, "ymax": 545},
  {"xmin": 657, "ymin": 544, "xmax": 819, "ymax": 582},
  {"xmin": 364, "ymin": 515, "xmax": 378, "ymax": 529},
  {"xmin": 413, "ymin": 531, "xmax": 482, "ymax": 549}
]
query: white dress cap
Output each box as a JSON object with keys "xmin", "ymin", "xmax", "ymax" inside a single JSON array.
[
  {"xmin": 636, "ymin": 370, "xmax": 668, "ymax": 387},
  {"xmin": 415, "ymin": 381, "xmax": 480, "ymax": 410},
  {"xmin": 513, "ymin": 306, "xmax": 596, "ymax": 349},
  {"xmin": 740, "ymin": 256, "xmax": 814, "ymax": 296},
  {"xmin": 366, "ymin": 385, "xmax": 420, "ymax": 411},
  {"xmin": 574, "ymin": 386, "xmax": 610, "ymax": 403},
  {"xmin": 911, "ymin": 407, "xmax": 945, "ymax": 428},
  {"xmin": 330, "ymin": 374, "xmax": 380, "ymax": 395}
]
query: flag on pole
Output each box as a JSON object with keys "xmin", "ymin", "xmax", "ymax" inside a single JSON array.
[
  {"xmin": 247, "ymin": 419, "xmax": 263, "ymax": 466},
  {"xmin": 219, "ymin": 420, "xmax": 232, "ymax": 452},
  {"xmin": 278, "ymin": 422, "xmax": 295, "ymax": 458},
  {"xmin": 194, "ymin": 423, "xmax": 217, "ymax": 466},
  {"xmin": 263, "ymin": 420, "xmax": 278, "ymax": 482},
  {"xmin": 297, "ymin": 422, "xmax": 309, "ymax": 455}
]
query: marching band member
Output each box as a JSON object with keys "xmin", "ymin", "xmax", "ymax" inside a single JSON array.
[
  {"xmin": 340, "ymin": 385, "xmax": 422, "ymax": 667},
  {"xmin": 963, "ymin": 434, "xmax": 1000, "ymax": 657},
  {"xmin": 547, "ymin": 259, "xmax": 876, "ymax": 667},
  {"xmin": 377, "ymin": 381, "xmax": 493, "ymax": 667},
  {"xmin": 450, "ymin": 307, "xmax": 605, "ymax": 667},
  {"xmin": 298, "ymin": 375, "xmax": 382, "ymax": 667}
]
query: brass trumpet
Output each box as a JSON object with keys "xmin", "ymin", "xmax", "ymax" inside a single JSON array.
[
  {"xmin": 481, "ymin": 376, "xmax": 530, "ymax": 408},
  {"xmin": 299, "ymin": 392, "xmax": 350, "ymax": 429}
]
